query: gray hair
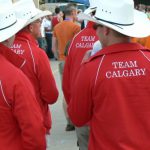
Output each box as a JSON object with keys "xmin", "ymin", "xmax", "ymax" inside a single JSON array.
[{"xmin": 64, "ymin": 5, "xmax": 77, "ymax": 16}]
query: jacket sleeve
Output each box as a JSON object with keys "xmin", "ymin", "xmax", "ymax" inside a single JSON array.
[
  {"xmin": 37, "ymin": 50, "xmax": 59, "ymax": 104},
  {"xmin": 13, "ymin": 71, "xmax": 46, "ymax": 150},
  {"xmin": 68, "ymin": 63, "xmax": 93, "ymax": 127},
  {"xmin": 62, "ymin": 55, "xmax": 71, "ymax": 105}
]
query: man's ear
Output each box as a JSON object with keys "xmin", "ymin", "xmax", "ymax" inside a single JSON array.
[
  {"xmin": 2, "ymin": 39, "xmax": 8, "ymax": 46},
  {"xmin": 28, "ymin": 24, "xmax": 33, "ymax": 33},
  {"xmin": 103, "ymin": 27, "xmax": 110, "ymax": 36}
]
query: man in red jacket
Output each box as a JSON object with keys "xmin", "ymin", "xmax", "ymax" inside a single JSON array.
[
  {"xmin": 11, "ymin": 0, "xmax": 59, "ymax": 148},
  {"xmin": 62, "ymin": 1, "xmax": 100, "ymax": 149},
  {"xmin": 68, "ymin": 0, "xmax": 150, "ymax": 150},
  {"xmin": 0, "ymin": 0, "xmax": 46, "ymax": 149},
  {"xmin": 63, "ymin": 21, "xmax": 99, "ymax": 150}
]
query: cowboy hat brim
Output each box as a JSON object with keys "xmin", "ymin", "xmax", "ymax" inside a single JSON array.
[
  {"xmin": 0, "ymin": 18, "xmax": 27, "ymax": 42},
  {"xmin": 24, "ymin": 9, "xmax": 52, "ymax": 27},
  {"xmin": 84, "ymin": 6, "xmax": 97, "ymax": 15},
  {"xmin": 78, "ymin": 9, "xmax": 150, "ymax": 38}
]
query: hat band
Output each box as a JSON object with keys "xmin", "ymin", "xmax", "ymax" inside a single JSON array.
[
  {"xmin": 91, "ymin": 7, "xmax": 97, "ymax": 10},
  {"xmin": 0, "ymin": 20, "xmax": 17, "ymax": 31},
  {"xmin": 95, "ymin": 17, "xmax": 134, "ymax": 29},
  {"xmin": 31, "ymin": 15, "xmax": 36, "ymax": 19}
]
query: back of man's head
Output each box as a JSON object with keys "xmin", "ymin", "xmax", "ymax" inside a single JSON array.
[
  {"xmin": 55, "ymin": 7, "xmax": 60, "ymax": 14},
  {"xmin": 64, "ymin": 5, "xmax": 77, "ymax": 16}
]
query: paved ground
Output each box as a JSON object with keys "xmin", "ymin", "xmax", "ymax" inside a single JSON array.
[{"xmin": 47, "ymin": 60, "xmax": 78, "ymax": 150}]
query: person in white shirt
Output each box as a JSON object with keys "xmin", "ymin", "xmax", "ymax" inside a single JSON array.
[
  {"xmin": 44, "ymin": 15, "xmax": 54, "ymax": 58},
  {"xmin": 38, "ymin": 17, "xmax": 47, "ymax": 51}
]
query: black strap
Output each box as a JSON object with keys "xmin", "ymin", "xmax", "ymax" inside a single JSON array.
[
  {"xmin": 0, "ymin": 20, "xmax": 17, "ymax": 31},
  {"xmin": 95, "ymin": 17, "xmax": 134, "ymax": 29},
  {"xmin": 91, "ymin": 7, "xmax": 97, "ymax": 10}
]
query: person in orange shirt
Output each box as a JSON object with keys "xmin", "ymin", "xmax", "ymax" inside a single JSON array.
[
  {"xmin": 132, "ymin": 36, "xmax": 150, "ymax": 49},
  {"xmin": 132, "ymin": 4, "xmax": 150, "ymax": 49},
  {"xmin": 52, "ymin": 6, "xmax": 80, "ymax": 61},
  {"xmin": 52, "ymin": 4, "xmax": 80, "ymax": 131},
  {"xmin": 145, "ymin": 36, "xmax": 150, "ymax": 48}
]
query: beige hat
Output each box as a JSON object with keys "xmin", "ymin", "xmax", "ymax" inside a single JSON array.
[
  {"xmin": 14, "ymin": 0, "xmax": 52, "ymax": 27},
  {"xmin": 78, "ymin": 0, "xmax": 150, "ymax": 38},
  {"xmin": 0, "ymin": 0, "xmax": 27, "ymax": 42}
]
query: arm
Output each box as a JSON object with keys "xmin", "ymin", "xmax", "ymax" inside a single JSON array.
[
  {"xmin": 82, "ymin": 50, "xmax": 92, "ymax": 63},
  {"xmin": 13, "ymin": 72, "xmax": 46, "ymax": 150},
  {"xmin": 52, "ymin": 36, "xmax": 58, "ymax": 58},
  {"xmin": 68, "ymin": 63, "xmax": 93, "ymax": 127},
  {"xmin": 52, "ymin": 30, "xmax": 58, "ymax": 56},
  {"xmin": 37, "ymin": 50, "xmax": 59, "ymax": 104},
  {"xmin": 62, "ymin": 41, "xmax": 73, "ymax": 104}
]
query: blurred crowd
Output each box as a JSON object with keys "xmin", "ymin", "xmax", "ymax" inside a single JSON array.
[{"xmin": 38, "ymin": 4, "xmax": 83, "ymax": 59}]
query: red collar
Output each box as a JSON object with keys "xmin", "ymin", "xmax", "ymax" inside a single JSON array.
[
  {"xmin": 91, "ymin": 42, "xmax": 148, "ymax": 59},
  {"xmin": 16, "ymin": 31, "xmax": 38, "ymax": 46},
  {"xmin": 0, "ymin": 43, "xmax": 25, "ymax": 68},
  {"xmin": 86, "ymin": 21, "xmax": 95, "ymax": 28}
]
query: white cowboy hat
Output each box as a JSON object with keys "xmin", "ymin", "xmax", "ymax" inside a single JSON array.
[
  {"xmin": 78, "ymin": 0, "xmax": 150, "ymax": 38},
  {"xmin": 84, "ymin": 0, "xmax": 98, "ymax": 15},
  {"xmin": 0, "ymin": 0, "xmax": 27, "ymax": 42},
  {"xmin": 14, "ymin": 0, "xmax": 52, "ymax": 27}
]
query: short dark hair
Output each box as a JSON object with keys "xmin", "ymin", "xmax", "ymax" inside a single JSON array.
[{"xmin": 55, "ymin": 7, "xmax": 60, "ymax": 14}]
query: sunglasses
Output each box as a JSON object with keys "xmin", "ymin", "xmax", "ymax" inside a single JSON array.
[{"xmin": 93, "ymin": 23, "xmax": 103, "ymax": 30}]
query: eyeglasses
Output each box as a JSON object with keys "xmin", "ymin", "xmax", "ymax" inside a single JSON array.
[{"xmin": 93, "ymin": 23, "xmax": 103, "ymax": 30}]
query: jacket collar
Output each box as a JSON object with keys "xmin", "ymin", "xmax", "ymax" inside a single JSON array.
[
  {"xmin": 88, "ymin": 42, "xmax": 149, "ymax": 62},
  {"xmin": 16, "ymin": 30, "xmax": 38, "ymax": 47},
  {"xmin": 0, "ymin": 43, "xmax": 26, "ymax": 68},
  {"xmin": 86, "ymin": 21, "xmax": 95, "ymax": 28}
]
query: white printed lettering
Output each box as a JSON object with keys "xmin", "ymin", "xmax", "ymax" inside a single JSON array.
[
  {"xmin": 75, "ymin": 42, "xmax": 94, "ymax": 49},
  {"xmin": 106, "ymin": 71, "xmax": 111, "ymax": 79},
  {"xmin": 112, "ymin": 61, "xmax": 138, "ymax": 69},
  {"xmin": 81, "ymin": 36, "xmax": 96, "ymax": 42},
  {"xmin": 106, "ymin": 68, "xmax": 146, "ymax": 79},
  {"xmin": 140, "ymin": 68, "xmax": 146, "ymax": 75}
]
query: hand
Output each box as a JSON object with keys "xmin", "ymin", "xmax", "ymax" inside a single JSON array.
[{"xmin": 82, "ymin": 50, "xmax": 92, "ymax": 63}]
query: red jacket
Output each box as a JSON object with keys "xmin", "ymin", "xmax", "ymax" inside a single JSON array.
[
  {"xmin": 69, "ymin": 43, "xmax": 150, "ymax": 150},
  {"xmin": 62, "ymin": 22, "xmax": 99, "ymax": 104},
  {"xmin": 11, "ymin": 31, "xmax": 59, "ymax": 133},
  {"xmin": 0, "ymin": 43, "xmax": 46, "ymax": 150}
]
